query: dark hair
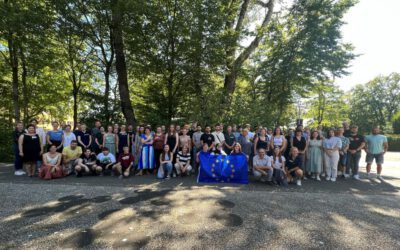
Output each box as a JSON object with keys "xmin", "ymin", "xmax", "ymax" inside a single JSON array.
[
  {"xmin": 30, "ymin": 118, "xmax": 38, "ymax": 123},
  {"xmin": 273, "ymin": 127, "xmax": 282, "ymax": 136},
  {"xmin": 273, "ymin": 147, "xmax": 282, "ymax": 163},
  {"xmin": 311, "ymin": 130, "xmax": 321, "ymax": 140},
  {"xmin": 26, "ymin": 124, "xmax": 35, "ymax": 129},
  {"xmin": 161, "ymin": 144, "xmax": 171, "ymax": 161},
  {"xmin": 85, "ymin": 148, "xmax": 91, "ymax": 152},
  {"xmin": 295, "ymin": 128, "xmax": 302, "ymax": 135},
  {"xmin": 326, "ymin": 128, "xmax": 336, "ymax": 139},
  {"xmin": 65, "ymin": 124, "xmax": 71, "ymax": 129},
  {"xmin": 70, "ymin": 140, "xmax": 78, "ymax": 144},
  {"xmin": 102, "ymin": 147, "xmax": 109, "ymax": 151}
]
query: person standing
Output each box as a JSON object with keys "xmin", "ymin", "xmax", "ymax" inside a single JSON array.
[
  {"xmin": 91, "ymin": 120, "xmax": 102, "ymax": 153},
  {"xmin": 224, "ymin": 125, "xmax": 236, "ymax": 155},
  {"xmin": 19, "ymin": 124, "xmax": 43, "ymax": 177},
  {"xmin": 337, "ymin": 127, "xmax": 349, "ymax": 177},
  {"xmin": 191, "ymin": 125, "xmax": 203, "ymax": 168},
  {"xmin": 133, "ymin": 126, "xmax": 144, "ymax": 167},
  {"xmin": 270, "ymin": 127, "xmax": 287, "ymax": 155},
  {"xmin": 200, "ymin": 125, "xmax": 215, "ymax": 149},
  {"xmin": 77, "ymin": 124, "xmax": 92, "ymax": 151},
  {"xmin": 13, "ymin": 122, "xmax": 25, "ymax": 176},
  {"xmin": 117, "ymin": 125, "xmax": 130, "ymax": 157},
  {"xmin": 212, "ymin": 124, "xmax": 225, "ymax": 147},
  {"xmin": 323, "ymin": 128, "xmax": 342, "ymax": 182},
  {"xmin": 344, "ymin": 125, "xmax": 365, "ymax": 180},
  {"xmin": 63, "ymin": 125, "xmax": 76, "ymax": 148},
  {"xmin": 137, "ymin": 127, "xmax": 155, "ymax": 175},
  {"xmin": 103, "ymin": 126, "xmax": 118, "ymax": 156},
  {"xmin": 253, "ymin": 128, "xmax": 269, "ymax": 155},
  {"xmin": 46, "ymin": 121, "xmax": 64, "ymax": 152},
  {"xmin": 153, "ymin": 127, "xmax": 165, "ymax": 171},
  {"xmin": 179, "ymin": 128, "xmax": 191, "ymax": 152},
  {"xmin": 306, "ymin": 130, "xmax": 323, "ymax": 180},
  {"xmin": 365, "ymin": 126, "xmax": 388, "ymax": 180}
]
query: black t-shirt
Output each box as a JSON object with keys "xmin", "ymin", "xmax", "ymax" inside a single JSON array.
[
  {"xmin": 13, "ymin": 130, "xmax": 24, "ymax": 145},
  {"xmin": 286, "ymin": 156, "xmax": 302, "ymax": 170},
  {"xmin": 348, "ymin": 134, "xmax": 365, "ymax": 150},
  {"xmin": 188, "ymin": 129, "xmax": 195, "ymax": 139},
  {"xmin": 292, "ymin": 136, "xmax": 306, "ymax": 151},
  {"xmin": 200, "ymin": 133, "xmax": 215, "ymax": 147},
  {"xmin": 344, "ymin": 129, "xmax": 352, "ymax": 138},
  {"xmin": 77, "ymin": 130, "xmax": 91, "ymax": 146},
  {"xmin": 81, "ymin": 154, "xmax": 97, "ymax": 165},
  {"xmin": 224, "ymin": 132, "xmax": 236, "ymax": 147}
]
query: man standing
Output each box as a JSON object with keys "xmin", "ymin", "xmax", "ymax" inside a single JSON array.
[
  {"xmin": 192, "ymin": 125, "xmax": 203, "ymax": 168},
  {"xmin": 212, "ymin": 124, "xmax": 225, "ymax": 146},
  {"xmin": 224, "ymin": 125, "xmax": 236, "ymax": 154},
  {"xmin": 200, "ymin": 125, "xmax": 215, "ymax": 149},
  {"xmin": 253, "ymin": 148, "xmax": 273, "ymax": 184},
  {"xmin": 365, "ymin": 126, "xmax": 388, "ymax": 180},
  {"xmin": 344, "ymin": 125, "xmax": 365, "ymax": 180}
]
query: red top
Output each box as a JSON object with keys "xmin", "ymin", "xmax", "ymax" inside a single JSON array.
[
  {"xmin": 118, "ymin": 153, "xmax": 134, "ymax": 168},
  {"xmin": 153, "ymin": 133, "xmax": 165, "ymax": 150}
]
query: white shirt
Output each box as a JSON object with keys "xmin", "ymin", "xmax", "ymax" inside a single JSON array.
[
  {"xmin": 212, "ymin": 131, "xmax": 225, "ymax": 145},
  {"xmin": 63, "ymin": 132, "xmax": 76, "ymax": 148},
  {"xmin": 271, "ymin": 155, "xmax": 286, "ymax": 169}
]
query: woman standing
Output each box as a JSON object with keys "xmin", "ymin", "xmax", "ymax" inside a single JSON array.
[
  {"xmin": 118, "ymin": 125, "xmax": 130, "ymax": 157},
  {"xmin": 103, "ymin": 126, "xmax": 118, "ymax": 156},
  {"xmin": 323, "ymin": 128, "xmax": 342, "ymax": 182},
  {"xmin": 39, "ymin": 145, "xmax": 64, "ymax": 180},
  {"xmin": 306, "ymin": 130, "xmax": 323, "ymax": 181},
  {"xmin": 134, "ymin": 126, "xmax": 144, "ymax": 167},
  {"xmin": 270, "ymin": 127, "xmax": 287, "ymax": 155},
  {"xmin": 13, "ymin": 122, "xmax": 25, "ymax": 176},
  {"xmin": 153, "ymin": 127, "xmax": 165, "ymax": 172},
  {"xmin": 165, "ymin": 125, "xmax": 179, "ymax": 160},
  {"xmin": 63, "ymin": 125, "xmax": 76, "ymax": 148},
  {"xmin": 137, "ymin": 127, "xmax": 155, "ymax": 175},
  {"xmin": 19, "ymin": 124, "xmax": 43, "ymax": 177},
  {"xmin": 253, "ymin": 128, "xmax": 269, "ymax": 155}
]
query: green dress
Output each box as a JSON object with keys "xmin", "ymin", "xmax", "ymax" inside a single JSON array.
[
  {"xmin": 104, "ymin": 133, "xmax": 117, "ymax": 156},
  {"xmin": 307, "ymin": 139, "xmax": 323, "ymax": 173}
]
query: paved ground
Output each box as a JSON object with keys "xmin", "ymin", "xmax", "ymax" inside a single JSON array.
[{"xmin": 0, "ymin": 152, "xmax": 399, "ymax": 249}]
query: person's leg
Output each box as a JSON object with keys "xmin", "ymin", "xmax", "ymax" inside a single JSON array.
[
  {"xmin": 376, "ymin": 153, "xmax": 384, "ymax": 178},
  {"xmin": 324, "ymin": 153, "xmax": 331, "ymax": 180},
  {"xmin": 331, "ymin": 151, "xmax": 339, "ymax": 180},
  {"xmin": 365, "ymin": 152, "xmax": 373, "ymax": 175},
  {"xmin": 13, "ymin": 144, "xmax": 23, "ymax": 172},
  {"xmin": 174, "ymin": 163, "xmax": 181, "ymax": 175},
  {"xmin": 253, "ymin": 169, "xmax": 262, "ymax": 181},
  {"xmin": 186, "ymin": 165, "xmax": 193, "ymax": 175},
  {"xmin": 267, "ymin": 168, "xmax": 273, "ymax": 182},
  {"xmin": 166, "ymin": 163, "xmax": 173, "ymax": 177},
  {"xmin": 30, "ymin": 163, "xmax": 36, "ymax": 176},
  {"xmin": 113, "ymin": 163, "xmax": 122, "ymax": 176},
  {"xmin": 353, "ymin": 151, "xmax": 361, "ymax": 177}
]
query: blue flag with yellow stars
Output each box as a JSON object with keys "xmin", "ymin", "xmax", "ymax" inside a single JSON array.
[{"xmin": 197, "ymin": 152, "xmax": 248, "ymax": 184}]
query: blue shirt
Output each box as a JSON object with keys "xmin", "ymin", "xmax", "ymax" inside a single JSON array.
[
  {"xmin": 48, "ymin": 130, "xmax": 63, "ymax": 141},
  {"xmin": 365, "ymin": 134, "xmax": 387, "ymax": 154}
]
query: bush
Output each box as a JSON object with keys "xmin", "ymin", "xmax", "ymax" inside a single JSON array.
[
  {"xmin": 387, "ymin": 134, "xmax": 400, "ymax": 152},
  {"xmin": 0, "ymin": 127, "xmax": 14, "ymax": 163},
  {"xmin": 392, "ymin": 111, "xmax": 400, "ymax": 134}
]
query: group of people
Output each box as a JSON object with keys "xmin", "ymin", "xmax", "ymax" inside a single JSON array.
[{"xmin": 12, "ymin": 119, "xmax": 388, "ymax": 186}]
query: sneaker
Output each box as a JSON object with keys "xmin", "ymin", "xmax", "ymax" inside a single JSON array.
[
  {"xmin": 165, "ymin": 176, "xmax": 170, "ymax": 180},
  {"xmin": 321, "ymin": 173, "xmax": 326, "ymax": 177},
  {"xmin": 344, "ymin": 174, "xmax": 350, "ymax": 178},
  {"xmin": 326, "ymin": 177, "xmax": 331, "ymax": 181},
  {"xmin": 331, "ymin": 178, "xmax": 336, "ymax": 182},
  {"xmin": 353, "ymin": 175, "xmax": 360, "ymax": 180},
  {"xmin": 337, "ymin": 171, "xmax": 342, "ymax": 176},
  {"xmin": 172, "ymin": 173, "xmax": 176, "ymax": 178},
  {"xmin": 296, "ymin": 180, "xmax": 302, "ymax": 186},
  {"xmin": 19, "ymin": 170, "xmax": 26, "ymax": 175},
  {"xmin": 14, "ymin": 170, "xmax": 24, "ymax": 176},
  {"xmin": 303, "ymin": 176, "xmax": 308, "ymax": 180},
  {"xmin": 316, "ymin": 176, "xmax": 321, "ymax": 181},
  {"xmin": 377, "ymin": 175, "xmax": 384, "ymax": 181},
  {"xmin": 311, "ymin": 175, "xmax": 316, "ymax": 179}
]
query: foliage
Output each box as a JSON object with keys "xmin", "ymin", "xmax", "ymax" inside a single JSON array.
[
  {"xmin": 392, "ymin": 111, "xmax": 400, "ymax": 134},
  {"xmin": 387, "ymin": 135, "xmax": 400, "ymax": 152}
]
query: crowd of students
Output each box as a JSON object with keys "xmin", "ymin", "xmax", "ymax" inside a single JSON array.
[{"xmin": 12, "ymin": 119, "xmax": 389, "ymax": 186}]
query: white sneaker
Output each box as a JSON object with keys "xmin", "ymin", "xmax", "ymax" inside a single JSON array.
[
  {"xmin": 338, "ymin": 171, "xmax": 342, "ymax": 176},
  {"xmin": 326, "ymin": 176, "xmax": 331, "ymax": 181},
  {"xmin": 311, "ymin": 175, "xmax": 316, "ymax": 179},
  {"xmin": 316, "ymin": 176, "xmax": 321, "ymax": 181},
  {"xmin": 331, "ymin": 178, "xmax": 336, "ymax": 182},
  {"xmin": 377, "ymin": 175, "xmax": 384, "ymax": 181},
  {"xmin": 172, "ymin": 173, "xmax": 176, "ymax": 178},
  {"xmin": 344, "ymin": 174, "xmax": 350, "ymax": 178},
  {"xmin": 353, "ymin": 175, "xmax": 360, "ymax": 180},
  {"xmin": 14, "ymin": 170, "xmax": 24, "ymax": 176},
  {"xmin": 321, "ymin": 173, "xmax": 326, "ymax": 177},
  {"xmin": 296, "ymin": 179, "xmax": 302, "ymax": 186}
]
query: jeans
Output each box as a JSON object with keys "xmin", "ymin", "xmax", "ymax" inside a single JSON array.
[
  {"xmin": 157, "ymin": 162, "xmax": 173, "ymax": 179},
  {"xmin": 346, "ymin": 151, "xmax": 361, "ymax": 176},
  {"xmin": 13, "ymin": 144, "xmax": 23, "ymax": 171},
  {"xmin": 325, "ymin": 151, "xmax": 340, "ymax": 178},
  {"xmin": 253, "ymin": 168, "xmax": 273, "ymax": 181}
]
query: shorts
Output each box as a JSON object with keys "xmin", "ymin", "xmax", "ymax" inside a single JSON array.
[
  {"xmin": 366, "ymin": 153, "xmax": 384, "ymax": 164},
  {"xmin": 339, "ymin": 152, "xmax": 347, "ymax": 166}
]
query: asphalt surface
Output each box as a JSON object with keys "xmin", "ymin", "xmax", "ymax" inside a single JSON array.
[{"xmin": 0, "ymin": 152, "xmax": 399, "ymax": 249}]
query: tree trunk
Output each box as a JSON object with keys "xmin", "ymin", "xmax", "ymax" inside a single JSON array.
[
  {"xmin": 104, "ymin": 66, "xmax": 111, "ymax": 123},
  {"xmin": 111, "ymin": 0, "xmax": 136, "ymax": 126},
  {"xmin": 73, "ymin": 88, "xmax": 78, "ymax": 130},
  {"xmin": 19, "ymin": 46, "xmax": 28, "ymax": 123},
  {"xmin": 8, "ymin": 35, "xmax": 20, "ymax": 121}
]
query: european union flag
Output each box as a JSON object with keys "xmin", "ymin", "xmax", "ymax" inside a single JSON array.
[{"xmin": 197, "ymin": 152, "xmax": 248, "ymax": 184}]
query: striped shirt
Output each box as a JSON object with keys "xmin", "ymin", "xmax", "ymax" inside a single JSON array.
[{"xmin": 177, "ymin": 151, "xmax": 191, "ymax": 164}]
